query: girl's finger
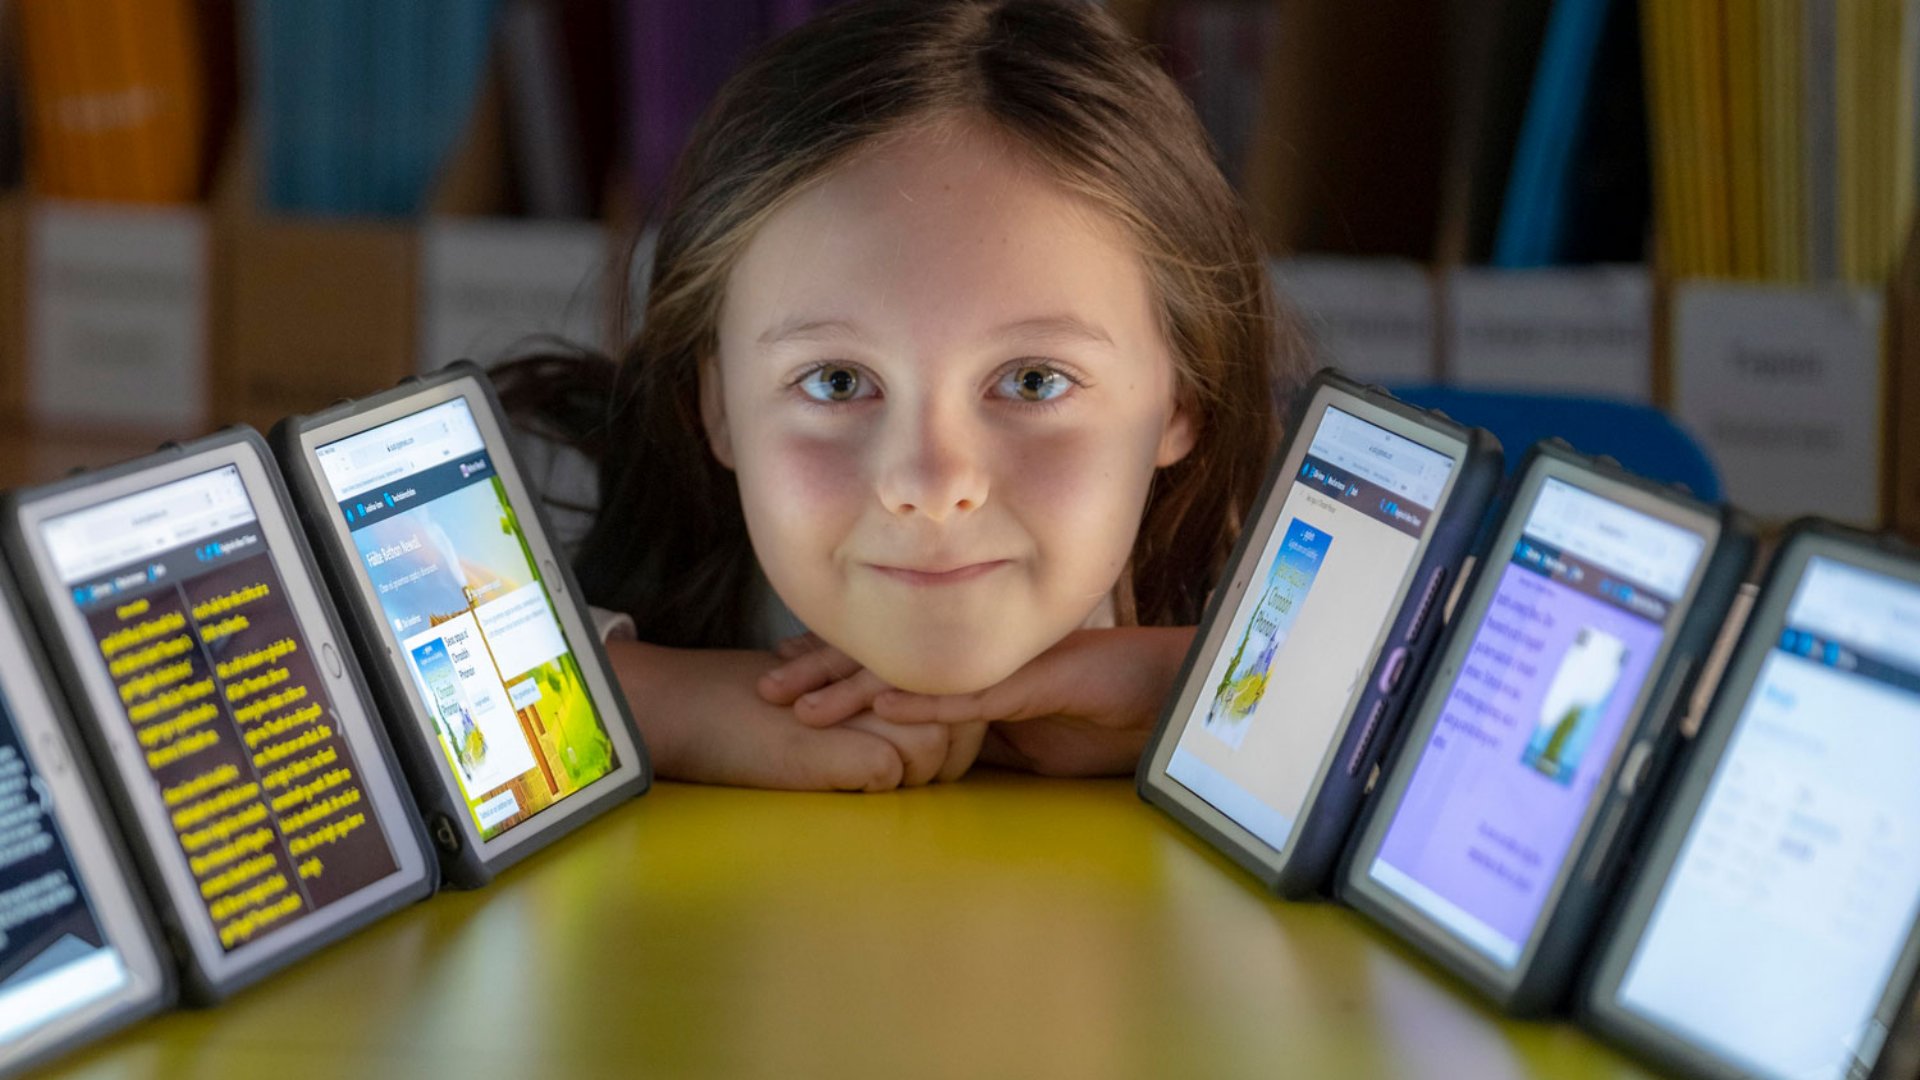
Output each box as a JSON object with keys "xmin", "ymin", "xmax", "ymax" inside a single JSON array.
[
  {"xmin": 843, "ymin": 713, "xmax": 950, "ymax": 787},
  {"xmin": 756, "ymin": 641, "xmax": 864, "ymax": 705},
  {"xmin": 936, "ymin": 721, "xmax": 989, "ymax": 783},
  {"xmin": 789, "ymin": 725, "xmax": 906, "ymax": 793},
  {"xmin": 773, "ymin": 632, "xmax": 824, "ymax": 661},
  {"xmin": 793, "ymin": 667, "xmax": 894, "ymax": 727},
  {"xmin": 872, "ymin": 675, "xmax": 1045, "ymax": 726}
]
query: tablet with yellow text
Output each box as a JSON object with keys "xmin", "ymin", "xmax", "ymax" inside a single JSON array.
[{"xmin": 0, "ymin": 428, "xmax": 435, "ymax": 1001}]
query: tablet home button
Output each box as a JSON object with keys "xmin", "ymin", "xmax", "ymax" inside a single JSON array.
[
  {"xmin": 35, "ymin": 731, "xmax": 66, "ymax": 774},
  {"xmin": 543, "ymin": 559, "xmax": 565, "ymax": 595},
  {"xmin": 321, "ymin": 642, "xmax": 344, "ymax": 678}
]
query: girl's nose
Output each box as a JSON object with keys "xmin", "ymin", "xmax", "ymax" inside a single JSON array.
[{"xmin": 874, "ymin": 405, "xmax": 989, "ymax": 522}]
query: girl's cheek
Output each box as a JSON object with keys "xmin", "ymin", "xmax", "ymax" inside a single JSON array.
[
  {"xmin": 995, "ymin": 413, "xmax": 1162, "ymax": 516},
  {"xmin": 747, "ymin": 426, "xmax": 870, "ymax": 513}
]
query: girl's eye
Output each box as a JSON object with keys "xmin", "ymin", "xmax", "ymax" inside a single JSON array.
[
  {"xmin": 998, "ymin": 364, "xmax": 1072, "ymax": 403},
  {"xmin": 799, "ymin": 365, "xmax": 873, "ymax": 403}
]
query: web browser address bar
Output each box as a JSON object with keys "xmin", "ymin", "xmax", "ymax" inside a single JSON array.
[
  {"xmin": 333, "ymin": 417, "xmax": 458, "ymax": 496},
  {"xmin": 339, "ymin": 461, "xmax": 413, "ymax": 501}
]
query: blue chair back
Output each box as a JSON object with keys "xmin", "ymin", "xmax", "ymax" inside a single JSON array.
[{"xmin": 1384, "ymin": 385, "xmax": 1723, "ymax": 503}]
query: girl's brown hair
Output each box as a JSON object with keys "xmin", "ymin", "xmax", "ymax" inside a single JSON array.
[{"xmin": 501, "ymin": 0, "xmax": 1303, "ymax": 647}]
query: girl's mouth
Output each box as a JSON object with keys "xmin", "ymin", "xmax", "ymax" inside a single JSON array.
[{"xmin": 866, "ymin": 560, "xmax": 1012, "ymax": 587}]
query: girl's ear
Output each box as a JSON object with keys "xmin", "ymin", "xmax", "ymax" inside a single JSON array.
[
  {"xmin": 698, "ymin": 356, "xmax": 737, "ymax": 470},
  {"xmin": 1155, "ymin": 398, "xmax": 1198, "ymax": 468}
]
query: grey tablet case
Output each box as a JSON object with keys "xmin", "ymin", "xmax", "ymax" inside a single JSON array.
[
  {"xmin": 0, "ymin": 428, "xmax": 437, "ymax": 1003},
  {"xmin": 0, "ymin": 563, "xmax": 171, "ymax": 1074},
  {"xmin": 269, "ymin": 362, "xmax": 649, "ymax": 890}
]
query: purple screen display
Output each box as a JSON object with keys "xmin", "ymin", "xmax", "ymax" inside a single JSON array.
[{"xmin": 1374, "ymin": 559, "xmax": 1664, "ymax": 958}]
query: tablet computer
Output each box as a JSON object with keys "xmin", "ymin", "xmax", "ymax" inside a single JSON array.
[
  {"xmin": 0, "ymin": 429, "xmax": 437, "ymax": 1002},
  {"xmin": 270, "ymin": 362, "xmax": 648, "ymax": 889},
  {"xmin": 1581, "ymin": 519, "xmax": 1920, "ymax": 1079},
  {"xmin": 0, "ymin": 568, "xmax": 169, "ymax": 1073},
  {"xmin": 1338, "ymin": 440, "xmax": 1752, "ymax": 1014},
  {"xmin": 1137, "ymin": 369, "xmax": 1501, "ymax": 896}
]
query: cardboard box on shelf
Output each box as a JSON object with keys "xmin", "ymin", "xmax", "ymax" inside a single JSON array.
[
  {"xmin": 418, "ymin": 67, "xmax": 616, "ymax": 373},
  {"xmin": 218, "ymin": 212, "xmax": 415, "ymax": 433},
  {"xmin": 418, "ymin": 218, "xmax": 613, "ymax": 372},
  {"xmin": 212, "ymin": 109, "xmax": 416, "ymax": 432},
  {"xmin": 1444, "ymin": 265, "xmax": 1653, "ymax": 400},
  {"xmin": 1891, "ymin": 223, "xmax": 1920, "ymax": 543},
  {"xmin": 1269, "ymin": 255, "xmax": 1437, "ymax": 385},
  {"xmin": 0, "ymin": 192, "xmax": 23, "ymax": 423},
  {"xmin": 27, "ymin": 199, "xmax": 211, "ymax": 433},
  {"xmin": 1672, "ymin": 280, "xmax": 1885, "ymax": 526}
]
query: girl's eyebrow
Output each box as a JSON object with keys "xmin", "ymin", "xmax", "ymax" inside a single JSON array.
[
  {"xmin": 992, "ymin": 314, "xmax": 1114, "ymax": 347},
  {"xmin": 758, "ymin": 316, "xmax": 870, "ymax": 347},
  {"xmin": 757, "ymin": 313, "xmax": 1114, "ymax": 348}
]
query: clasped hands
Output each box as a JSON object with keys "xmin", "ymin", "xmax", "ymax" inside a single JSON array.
[{"xmin": 754, "ymin": 625, "xmax": 1197, "ymax": 788}]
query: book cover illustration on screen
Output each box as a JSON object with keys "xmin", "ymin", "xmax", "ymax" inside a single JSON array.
[
  {"xmin": 1365, "ymin": 474, "xmax": 1707, "ymax": 974},
  {"xmin": 1599, "ymin": 541, "xmax": 1920, "ymax": 1080},
  {"xmin": 409, "ymin": 637, "xmax": 488, "ymax": 787},
  {"xmin": 0, "ymin": 707, "xmax": 131, "ymax": 1047},
  {"xmin": 47, "ymin": 467, "xmax": 402, "ymax": 955},
  {"xmin": 1204, "ymin": 517, "xmax": 1332, "ymax": 749},
  {"xmin": 321, "ymin": 399, "xmax": 620, "ymax": 843},
  {"xmin": 1523, "ymin": 622, "xmax": 1629, "ymax": 784}
]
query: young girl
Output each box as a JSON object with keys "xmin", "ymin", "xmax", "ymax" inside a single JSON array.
[{"xmin": 504, "ymin": 0, "xmax": 1304, "ymax": 790}]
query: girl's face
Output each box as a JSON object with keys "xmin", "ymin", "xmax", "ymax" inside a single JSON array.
[{"xmin": 705, "ymin": 120, "xmax": 1195, "ymax": 694}]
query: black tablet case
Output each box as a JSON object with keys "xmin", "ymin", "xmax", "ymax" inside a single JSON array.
[
  {"xmin": 1336, "ymin": 438, "xmax": 1755, "ymax": 1017},
  {"xmin": 1577, "ymin": 517, "xmax": 1920, "ymax": 1077},
  {"xmin": 1137, "ymin": 367, "xmax": 1504, "ymax": 897}
]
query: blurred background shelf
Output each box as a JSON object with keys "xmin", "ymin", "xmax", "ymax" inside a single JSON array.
[{"xmin": 0, "ymin": 0, "xmax": 1913, "ymax": 531}]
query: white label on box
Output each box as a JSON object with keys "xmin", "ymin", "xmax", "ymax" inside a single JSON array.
[
  {"xmin": 1445, "ymin": 265, "xmax": 1652, "ymax": 400},
  {"xmin": 29, "ymin": 202, "xmax": 207, "ymax": 428},
  {"xmin": 419, "ymin": 218, "xmax": 610, "ymax": 372},
  {"xmin": 1270, "ymin": 256, "xmax": 1436, "ymax": 384},
  {"xmin": 1673, "ymin": 283, "xmax": 1883, "ymax": 524}
]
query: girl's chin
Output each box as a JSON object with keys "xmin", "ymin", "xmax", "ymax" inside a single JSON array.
[{"xmin": 845, "ymin": 638, "xmax": 1042, "ymax": 697}]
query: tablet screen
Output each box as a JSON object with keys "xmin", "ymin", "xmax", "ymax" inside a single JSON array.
[
  {"xmin": 1165, "ymin": 405, "xmax": 1455, "ymax": 851},
  {"xmin": 0, "ymin": 699, "xmax": 128, "ymax": 1044},
  {"xmin": 313, "ymin": 397, "xmax": 621, "ymax": 842},
  {"xmin": 1615, "ymin": 555, "xmax": 1920, "ymax": 1080},
  {"xmin": 1367, "ymin": 477, "xmax": 1706, "ymax": 968},
  {"xmin": 40, "ymin": 466, "xmax": 401, "ymax": 952}
]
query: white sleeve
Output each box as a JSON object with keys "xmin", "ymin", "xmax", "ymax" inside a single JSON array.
[{"xmin": 590, "ymin": 605, "xmax": 636, "ymax": 643}]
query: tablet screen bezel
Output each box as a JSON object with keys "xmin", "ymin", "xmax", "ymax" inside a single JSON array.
[
  {"xmin": 1140, "ymin": 379, "xmax": 1470, "ymax": 880},
  {"xmin": 13, "ymin": 438, "xmax": 431, "ymax": 987},
  {"xmin": 1582, "ymin": 529, "xmax": 1920, "ymax": 1080},
  {"xmin": 292, "ymin": 375, "xmax": 646, "ymax": 863},
  {"xmin": 1343, "ymin": 450, "xmax": 1722, "ymax": 996}
]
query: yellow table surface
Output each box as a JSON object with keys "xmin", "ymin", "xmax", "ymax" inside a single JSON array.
[{"xmin": 41, "ymin": 772, "xmax": 1660, "ymax": 1079}]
